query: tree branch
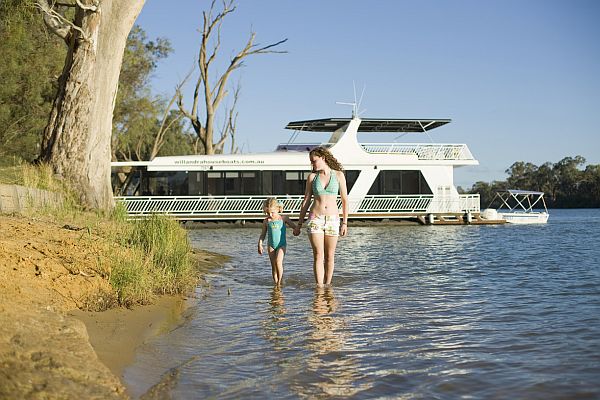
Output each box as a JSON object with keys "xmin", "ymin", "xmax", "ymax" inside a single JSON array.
[
  {"xmin": 35, "ymin": 0, "xmax": 72, "ymax": 41},
  {"xmin": 150, "ymin": 92, "xmax": 183, "ymax": 160},
  {"xmin": 35, "ymin": 0, "xmax": 98, "ymax": 42},
  {"xmin": 75, "ymin": 0, "xmax": 100, "ymax": 12}
]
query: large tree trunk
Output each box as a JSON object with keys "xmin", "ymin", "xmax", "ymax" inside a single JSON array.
[{"xmin": 38, "ymin": 0, "xmax": 145, "ymax": 209}]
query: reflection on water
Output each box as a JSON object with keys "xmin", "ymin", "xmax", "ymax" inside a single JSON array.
[
  {"xmin": 262, "ymin": 287, "xmax": 287, "ymax": 351},
  {"xmin": 124, "ymin": 209, "xmax": 600, "ymax": 399},
  {"xmin": 304, "ymin": 287, "xmax": 370, "ymax": 398}
]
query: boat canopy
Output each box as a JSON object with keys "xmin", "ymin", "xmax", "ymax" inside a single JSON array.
[
  {"xmin": 489, "ymin": 189, "xmax": 548, "ymax": 213},
  {"xmin": 498, "ymin": 189, "xmax": 545, "ymax": 196},
  {"xmin": 285, "ymin": 118, "xmax": 451, "ymax": 133}
]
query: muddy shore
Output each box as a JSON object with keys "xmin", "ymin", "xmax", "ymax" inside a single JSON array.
[{"xmin": 0, "ymin": 214, "xmax": 226, "ymax": 399}]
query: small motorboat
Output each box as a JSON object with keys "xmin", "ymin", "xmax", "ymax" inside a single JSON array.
[{"xmin": 483, "ymin": 190, "xmax": 549, "ymax": 224}]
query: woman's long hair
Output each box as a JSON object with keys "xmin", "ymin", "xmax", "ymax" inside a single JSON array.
[{"xmin": 309, "ymin": 147, "xmax": 344, "ymax": 172}]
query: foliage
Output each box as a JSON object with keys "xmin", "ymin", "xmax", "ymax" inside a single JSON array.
[
  {"xmin": 110, "ymin": 214, "xmax": 197, "ymax": 306},
  {"xmin": 0, "ymin": 10, "xmax": 196, "ymax": 164},
  {"xmin": 467, "ymin": 156, "xmax": 600, "ymax": 208},
  {"xmin": 113, "ymin": 25, "xmax": 197, "ymax": 161},
  {"xmin": 0, "ymin": 0, "xmax": 66, "ymax": 161}
]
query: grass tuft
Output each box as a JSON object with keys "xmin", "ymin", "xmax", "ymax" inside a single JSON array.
[{"xmin": 2, "ymin": 160, "xmax": 202, "ymax": 309}]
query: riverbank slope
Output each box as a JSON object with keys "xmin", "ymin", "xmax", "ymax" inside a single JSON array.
[{"xmin": 0, "ymin": 214, "xmax": 226, "ymax": 398}]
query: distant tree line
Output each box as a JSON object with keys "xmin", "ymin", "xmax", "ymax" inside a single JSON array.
[{"xmin": 460, "ymin": 156, "xmax": 600, "ymax": 208}]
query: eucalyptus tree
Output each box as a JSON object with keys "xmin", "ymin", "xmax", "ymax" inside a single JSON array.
[
  {"xmin": 35, "ymin": 0, "xmax": 145, "ymax": 209},
  {"xmin": 505, "ymin": 161, "xmax": 538, "ymax": 190}
]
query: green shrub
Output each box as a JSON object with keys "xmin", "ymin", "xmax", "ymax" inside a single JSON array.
[
  {"xmin": 109, "ymin": 214, "xmax": 197, "ymax": 306},
  {"xmin": 109, "ymin": 250, "xmax": 153, "ymax": 307}
]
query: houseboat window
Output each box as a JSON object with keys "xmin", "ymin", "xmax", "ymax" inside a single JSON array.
[
  {"xmin": 400, "ymin": 171, "xmax": 419, "ymax": 194},
  {"xmin": 272, "ymin": 170, "xmax": 306, "ymax": 195},
  {"xmin": 240, "ymin": 172, "xmax": 259, "ymax": 194},
  {"xmin": 188, "ymin": 172, "xmax": 205, "ymax": 195},
  {"xmin": 272, "ymin": 171, "xmax": 283, "ymax": 194},
  {"xmin": 284, "ymin": 171, "xmax": 306, "ymax": 195},
  {"xmin": 224, "ymin": 172, "xmax": 241, "ymax": 195},
  {"xmin": 421, "ymin": 174, "xmax": 432, "ymax": 194},
  {"xmin": 262, "ymin": 171, "xmax": 273, "ymax": 195},
  {"xmin": 345, "ymin": 170, "xmax": 360, "ymax": 192},
  {"xmin": 207, "ymin": 172, "xmax": 224, "ymax": 195},
  {"xmin": 367, "ymin": 170, "xmax": 432, "ymax": 195},
  {"xmin": 112, "ymin": 167, "xmax": 143, "ymax": 196},
  {"xmin": 140, "ymin": 171, "xmax": 189, "ymax": 196}
]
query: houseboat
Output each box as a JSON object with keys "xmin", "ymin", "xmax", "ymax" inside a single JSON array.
[{"xmin": 112, "ymin": 115, "xmax": 492, "ymax": 224}]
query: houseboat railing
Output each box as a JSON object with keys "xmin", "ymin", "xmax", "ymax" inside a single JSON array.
[
  {"xmin": 360, "ymin": 143, "xmax": 474, "ymax": 160},
  {"xmin": 115, "ymin": 194, "xmax": 479, "ymax": 220},
  {"xmin": 426, "ymin": 194, "xmax": 480, "ymax": 213},
  {"xmin": 355, "ymin": 195, "xmax": 432, "ymax": 213}
]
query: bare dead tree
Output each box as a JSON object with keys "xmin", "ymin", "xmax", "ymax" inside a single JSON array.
[
  {"xmin": 149, "ymin": 92, "xmax": 183, "ymax": 160},
  {"xmin": 176, "ymin": 0, "xmax": 286, "ymax": 155},
  {"xmin": 224, "ymin": 84, "xmax": 240, "ymax": 154}
]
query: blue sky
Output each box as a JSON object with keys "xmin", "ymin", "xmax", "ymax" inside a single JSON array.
[{"xmin": 135, "ymin": 0, "xmax": 600, "ymax": 188}]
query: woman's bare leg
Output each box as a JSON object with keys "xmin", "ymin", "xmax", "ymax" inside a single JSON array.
[
  {"xmin": 323, "ymin": 235, "xmax": 339, "ymax": 285},
  {"xmin": 309, "ymin": 233, "xmax": 325, "ymax": 285}
]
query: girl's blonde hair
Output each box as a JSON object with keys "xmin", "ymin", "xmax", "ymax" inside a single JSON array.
[
  {"xmin": 309, "ymin": 147, "xmax": 344, "ymax": 172},
  {"xmin": 263, "ymin": 197, "xmax": 283, "ymax": 213}
]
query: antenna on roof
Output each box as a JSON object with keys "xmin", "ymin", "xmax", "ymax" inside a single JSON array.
[{"xmin": 336, "ymin": 81, "xmax": 366, "ymax": 118}]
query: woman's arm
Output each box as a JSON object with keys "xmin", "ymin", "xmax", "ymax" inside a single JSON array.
[
  {"xmin": 258, "ymin": 219, "xmax": 267, "ymax": 254},
  {"xmin": 338, "ymin": 171, "xmax": 349, "ymax": 236},
  {"xmin": 294, "ymin": 174, "xmax": 314, "ymax": 235}
]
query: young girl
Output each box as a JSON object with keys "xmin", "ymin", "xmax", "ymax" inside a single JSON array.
[{"xmin": 258, "ymin": 198, "xmax": 298, "ymax": 285}]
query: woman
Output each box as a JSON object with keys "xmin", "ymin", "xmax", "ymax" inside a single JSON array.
[{"xmin": 293, "ymin": 147, "xmax": 348, "ymax": 286}]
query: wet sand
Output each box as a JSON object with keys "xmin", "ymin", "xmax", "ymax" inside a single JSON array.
[{"xmin": 72, "ymin": 296, "xmax": 189, "ymax": 379}]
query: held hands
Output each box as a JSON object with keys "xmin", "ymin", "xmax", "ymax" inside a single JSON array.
[{"xmin": 293, "ymin": 223, "xmax": 302, "ymax": 236}]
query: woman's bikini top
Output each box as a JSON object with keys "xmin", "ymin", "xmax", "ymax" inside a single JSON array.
[{"xmin": 312, "ymin": 170, "xmax": 339, "ymax": 196}]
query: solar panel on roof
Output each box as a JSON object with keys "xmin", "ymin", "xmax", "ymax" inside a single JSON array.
[{"xmin": 285, "ymin": 118, "xmax": 451, "ymax": 133}]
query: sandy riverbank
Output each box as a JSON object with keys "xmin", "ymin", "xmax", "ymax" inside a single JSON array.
[{"xmin": 0, "ymin": 214, "xmax": 227, "ymax": 399}]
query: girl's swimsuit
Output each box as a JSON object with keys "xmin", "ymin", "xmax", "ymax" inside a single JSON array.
[
  {"xmin": 267, "ymin": 219, "xmax": 286, "ymax": 250},
  {"xmin": 308, "ymin": 171, "xmax": 341, "ymax": 236}
]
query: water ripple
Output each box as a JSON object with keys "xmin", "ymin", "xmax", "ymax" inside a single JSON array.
[{"xmin": 125, "ymin": 209, "xmax": 600, "ymax": 399}]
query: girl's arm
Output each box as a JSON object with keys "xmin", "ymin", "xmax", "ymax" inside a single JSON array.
[
  {"xmin": 258, "ymin": 219, "xmax": 267, "ymax": 254},
  {"xmin": 294, "ymin": 174, "xmax": 314, "ymax": 235},
  {"xmin": 283, "ymin": 215, "xmax": 298, "ymax": 230},
  {"xmin": 338, "ymin": 171, "xmax": 349, "ymax": 236}
]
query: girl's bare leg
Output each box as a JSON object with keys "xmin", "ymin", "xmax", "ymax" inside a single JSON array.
[
  {"xmin": 268, "ymin": 248, "xmax": 278, "ymax": 284},
  {"xmin": 309, "ymin": 233, "xmax": 325, "ymax": 285},
  {"xmin": 268, "ymin": 247, "xmax": 286, "ymax": 285},
  {"xmin": 323, "ymin": 235, "xmax": 339, "ymax": 285},
  {"xmin": 275, "ymin": 248, "xmax": 285, "ymax": 285}
]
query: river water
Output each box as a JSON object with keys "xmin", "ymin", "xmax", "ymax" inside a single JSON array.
[{"xmin": 125, "ymin": 209, "xmax": 600, "ymax": 399}]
